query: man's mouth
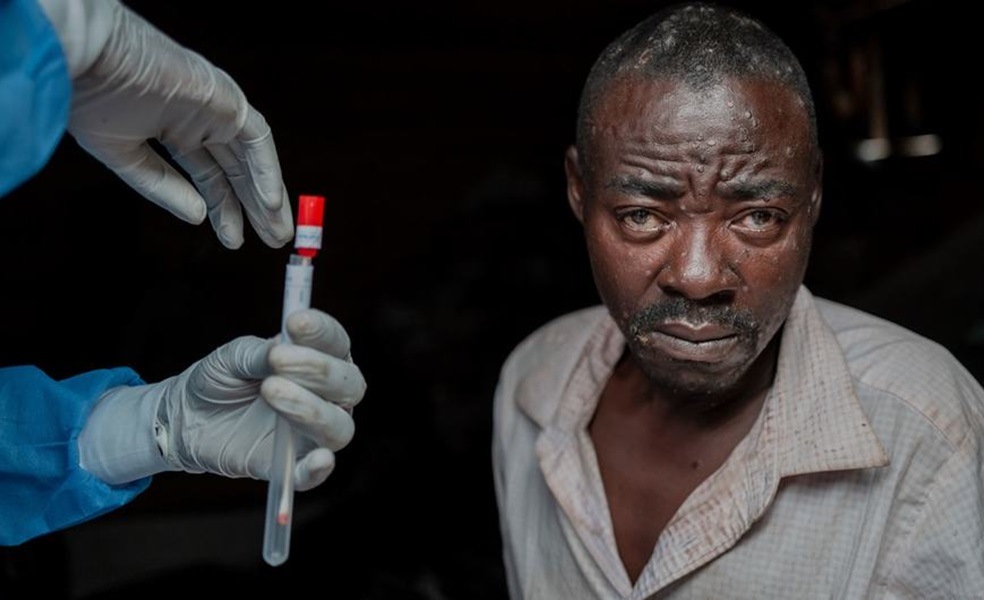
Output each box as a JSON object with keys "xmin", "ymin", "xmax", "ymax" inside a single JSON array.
[
  {"xmin": 635, "ymin": 320, "xmax": 741, "ymax": 363},
  {"xmin": 653, "ymin": 320, "xmax": 737, "ymax": 342}
]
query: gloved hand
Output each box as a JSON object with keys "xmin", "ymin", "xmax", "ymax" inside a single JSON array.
[
  {"xmin": 37, "ymin": 0, "xmax": 293, "ymax": 249},
  {"xmin": 80, "ymin": 309, "xmax": 366, "ymax": 490}
]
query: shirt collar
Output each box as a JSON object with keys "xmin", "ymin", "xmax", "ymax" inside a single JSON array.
[
  {"xmin": 518, "ymin": 286, "xmax": 889, "ymax": 477},
  {"xmin": 770, "ymin": 287, "xmax": 889, "ymax": 475}
]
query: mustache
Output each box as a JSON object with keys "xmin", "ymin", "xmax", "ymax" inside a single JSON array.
[{"xmin": 628, "ymin": 298, "xmax": 758, "ymax": 336}]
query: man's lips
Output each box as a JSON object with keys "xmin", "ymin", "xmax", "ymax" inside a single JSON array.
[
  {"xmin": 652, "ymin": 320, "xmax": 737, "ymax": 343},
  {"xmin": 634, "ymin": 321, "xmax": 740, "ymax": 363}
]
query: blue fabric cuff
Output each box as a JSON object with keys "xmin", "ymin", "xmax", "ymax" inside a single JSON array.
[{"xmin": 0, "ymin": 365, "xmax": 150, "ymax": 546}]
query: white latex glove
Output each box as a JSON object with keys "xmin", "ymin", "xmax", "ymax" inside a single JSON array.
[
  {"xmin": 80, "ymin": 309, "xmax": 366, "ymax": 490},
  {"xmin": 37, "ymin": 0, "xmax": 293, "ymax": 249}
]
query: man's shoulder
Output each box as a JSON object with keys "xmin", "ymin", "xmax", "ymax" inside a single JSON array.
[
  {"xmin": 509, "ymin": 305, "xmax": 611, "ymax": 358},
  {"xmin": 500, "ymin": 305, "xmax": 610, "ymax": 381},
  {"xmin": 494, "ymin": 305, "xmax": 612, "ymax": 424},
  {"xmin": 814, "ymin": 295, "xmax": 962, "ymax": 372},
  {"xmin": 814, "ymin": 295, "xmax": 984, "ymax": 444}
]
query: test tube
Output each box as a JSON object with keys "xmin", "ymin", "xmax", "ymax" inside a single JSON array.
[{"xmin": 263, "ymin": 194, "xmax": 325, "ymax": 567}]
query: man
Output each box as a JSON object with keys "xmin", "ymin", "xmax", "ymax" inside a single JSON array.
[{"xmin": 492, "ymin": 3, "xmax": 984, "ymax": 598}]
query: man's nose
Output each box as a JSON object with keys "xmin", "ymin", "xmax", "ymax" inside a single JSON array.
[{"xmin": 654, "ymin": 225, "xmax": 740, "ymax": 301}]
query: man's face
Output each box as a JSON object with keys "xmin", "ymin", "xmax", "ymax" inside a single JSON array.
[{"xmin": 566, "ymin": 75, "xmax": 821, "ymax": 397}]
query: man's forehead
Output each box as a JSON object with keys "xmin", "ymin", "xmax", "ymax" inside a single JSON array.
[
  {"xmin": 584, "ymin": 75, "xmax": 810, "ymax": 150},
  {"xmin": 593, "ymin": 74, "xmax": 795, "ymax": 117}
]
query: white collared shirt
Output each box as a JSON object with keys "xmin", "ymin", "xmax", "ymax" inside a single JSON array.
[{"xmin": 492, "ymin": 286, "xmax": 984, "ymax": 599}]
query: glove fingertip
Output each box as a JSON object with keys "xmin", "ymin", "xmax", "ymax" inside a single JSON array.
[
  {"xmin": 190, "ymin": 200, "xmax": 208, "ymax": 224},
  {"xmin": 168, "ymin": 194, "xmax": 207, "ymax": 225},
  {"xmin": 294, "ymin": 449, "xmax": 336, "ymax": 491},
  {"xmin": 117, "ymin": 152, "xmax": 209, "ymax": 225},
  {"xmin": 217, "ymin": 223, "xmax": 245, "ymax": 249},
  {"xmin": 248, "ymin": 208, "xmax": 293, "ymax": 248},
  {"xmin": 262, "ymin": 184, "xmax": 289, "ymax": 213}
]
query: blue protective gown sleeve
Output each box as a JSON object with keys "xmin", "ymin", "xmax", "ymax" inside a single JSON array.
[
  {"xmin": 0, "ymin": 0, "xmax": 154, "ymax": 547},
  {"xmin": 0, "ymin": 366, "xmax": 151, "ymax": 546},
  {"xmin": 0, "ymin": 0, "xmax": 72, "ymax": 198}
]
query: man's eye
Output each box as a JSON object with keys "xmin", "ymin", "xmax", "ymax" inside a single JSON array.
[
  {"xmin": 748, "ymin": 210, "xmax": 775, "ymax": 228},
  {"xmin": 743, "ymin": 210, "xmax": 778, "ymax": 229},
  {"xmin": 734, "ymin": 209, "xmax": 786, "ymax": 234},
  {"xmin": 619, "ymin": 209, "xmax": 666, "ymax": 233}
]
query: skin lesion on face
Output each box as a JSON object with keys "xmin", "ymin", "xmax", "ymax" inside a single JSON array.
[{"xmin": 569, "ymin": 75, "xmax": 820, "ymax": 406}]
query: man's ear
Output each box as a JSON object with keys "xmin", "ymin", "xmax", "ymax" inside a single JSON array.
[{"xmin": 565, "ymin": 145, "xmax": 586, "ymax": 224}]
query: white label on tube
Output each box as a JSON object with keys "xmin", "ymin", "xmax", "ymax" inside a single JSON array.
[{"xmin": 295, "ymin": 225, "xmax": 323, "ymax": 251}]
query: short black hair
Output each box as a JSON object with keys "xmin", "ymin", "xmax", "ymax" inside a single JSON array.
[{"xmin": 575, "ymin": 2, "xmax": 817, "ymax": 165}]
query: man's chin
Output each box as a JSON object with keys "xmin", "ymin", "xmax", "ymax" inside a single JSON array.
[
  {"xmin": 633, "ymin": 350, "xmax": 751, "ymax": 398},
  {"xmin": 648, "ymin": 371, "xmax": 744, "ymax": 398}
]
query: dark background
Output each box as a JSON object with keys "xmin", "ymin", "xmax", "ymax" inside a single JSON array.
[{"xmin": 2, "ymin": 0, "xmax": 981, "ymax": 598}]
